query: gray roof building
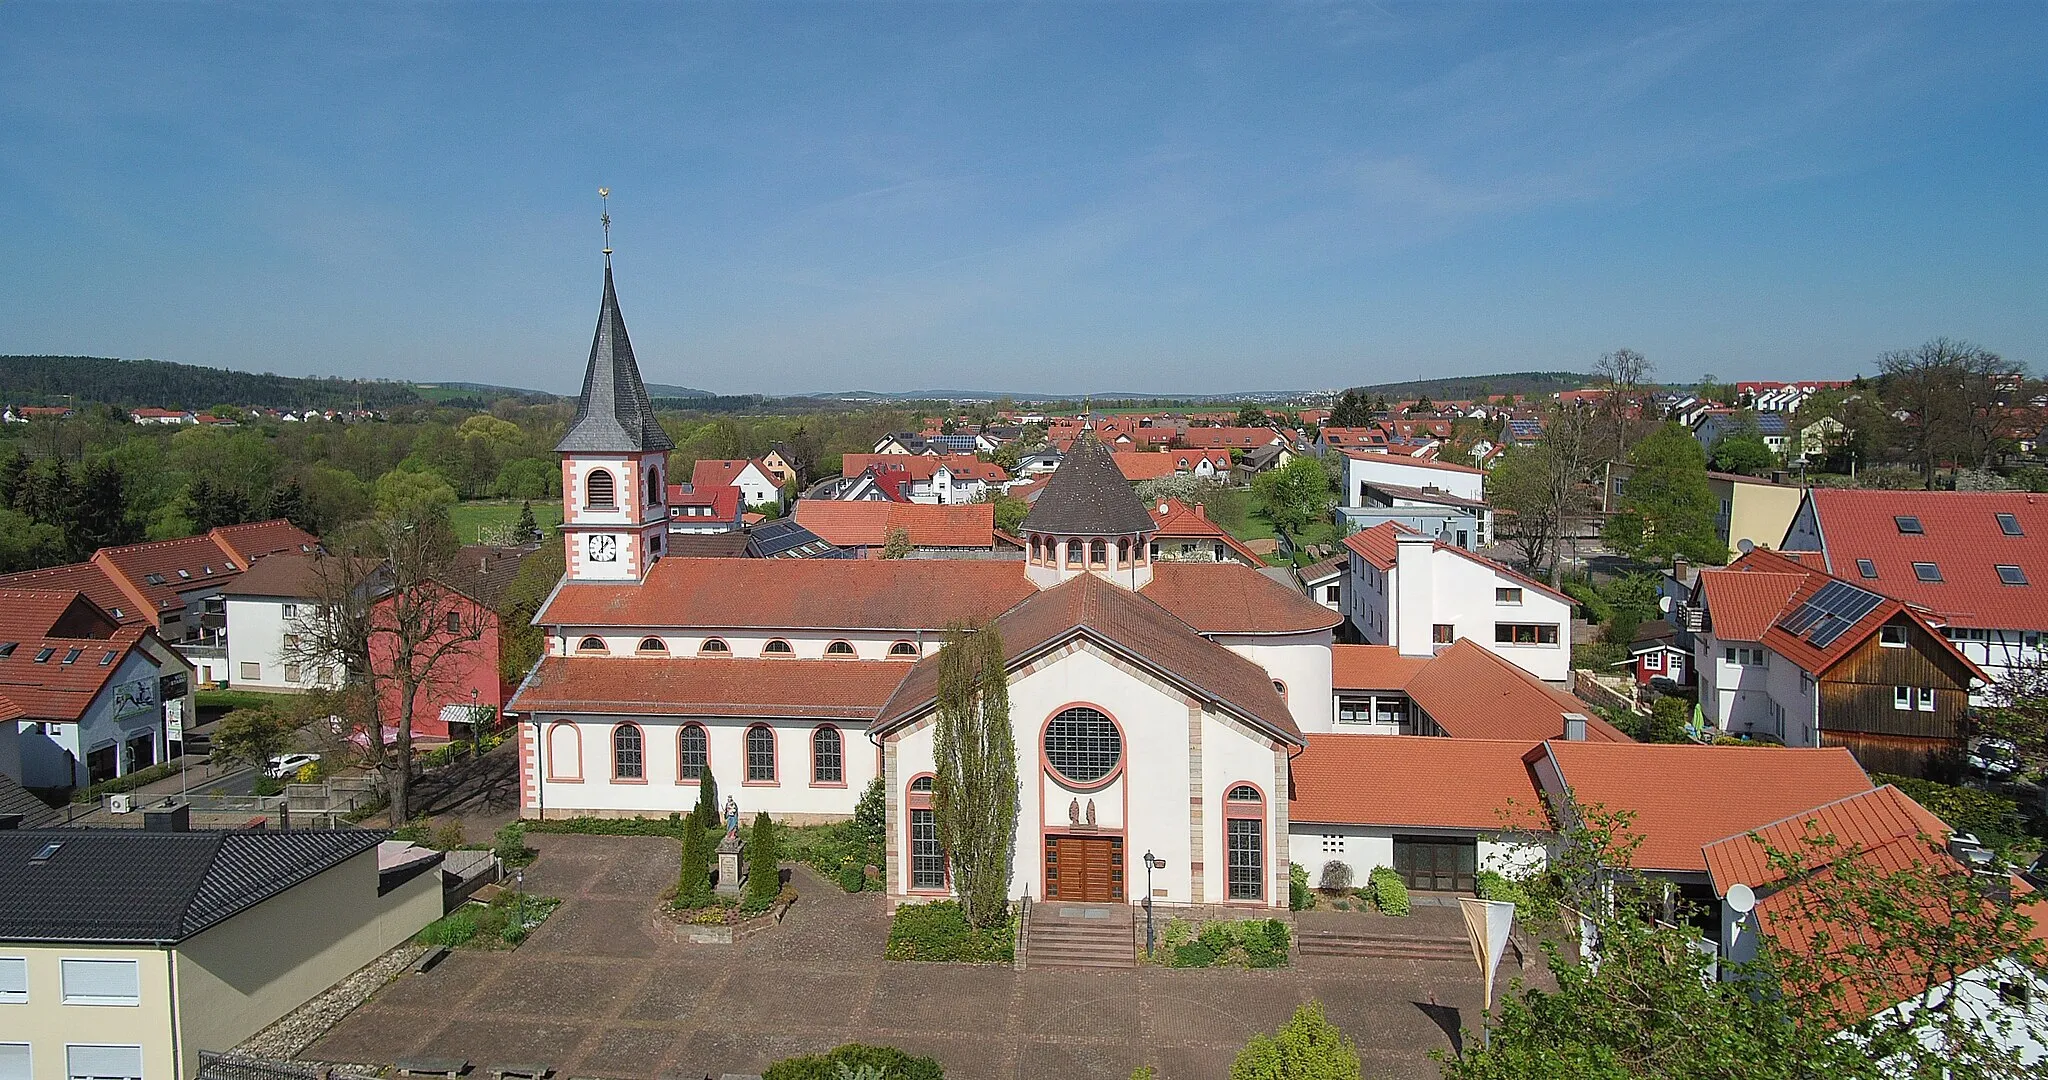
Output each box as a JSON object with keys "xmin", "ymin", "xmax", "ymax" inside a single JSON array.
[
  {"xmin": 1020, "ymin": 431, "xmax": 1157, "ymax": 536},
  {"xmin": 555, "ymin": 263, "xmax": 674, "ymax": 455}
]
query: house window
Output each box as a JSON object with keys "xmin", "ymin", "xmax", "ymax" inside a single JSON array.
[
  {"xmin": 1495, "ymin": 587, "xmax": 1523, "ymax": 605},
  {"xmin": 59, "ymin": 959, "xmax": 139, "ymax": 1006},
  {"xmin": 1880, "ymin": 625, "xmax": 1907, "ymax": 647},
  {"xmin": 746, "ymin": 724, "xmax": 776, "ymax": 781},
  {"xmin": 612, "ymin": 724, "xmax": 644, "ymax": 780},
  {"xmin": 1065, "ymin": 540, "xmax": 1083, "ymax": 568},
  {"xmin": 1856, "ymin": 559, "xmax": 1878, "ymax": 579},
  {"xmin": 64, "ymin": 1045, "xmax": 144, "ymax": 1080},
  {"xmin": 1029, "ymin": 536, "xmax": 1042, "ymax": 562},
  {"xmin": 577, "ymin": 636, "xmax": 607, "ymax": 654},
  {"xmin": 1224, "ymin": 785, "xmax": 1265, "ymax": 901},
  {"xmin": 585, "ymin": 469, "xmax": 616, "ymax": 509},
  {"xmin": 763, "ymin": 639, "xmax": 793, "ymax": 656},
  {"xmin": 698, "ymin": 638, "xmax": 730, "ymax": 655},
  {"xmin": 445, "ymin": 611, "xmax": 461, "ymax": 633},
  {"xmin": 1997, "ymin": 565, "xmax": 2028, "ymax": 586},
  {"xmin": 281, "ymin": 603, "xmax": 297, "ymax": 618},
  {"xmin": 283, "ymin": 663, "xmax": 302, "ymax": 684},
  {"xmin": 1432, "ymin": 623, "xmax": 1455, "ymax": 644},
  {"xmin": 1912, "ymin": 562, "xmax": 1943, "ymax": 583},
  {"xmin": 1090, "ymin": 538, "xmax": 1107, "ymax": 566},
  {"xmin": 1726, "ymin": 647, "xmax": 1767, "ymax": 667},
  {"xmin": 638, "ymin": 637, "xmax": 667, "ymax": 654},
  {"xmin": 1643, "ymin": 652, "xmax": 1663, "ymax": 671},
  {"xmin": 1894, "ymin": 515, "xmax": 1923, "ymax": 535},
  {"xmin": 1323, "ymin": 584, "xmax": 1340, "ymax": 603},
  {"xmin": 812, "ymin": 726, "xmax": 843, "ymax": 784},
  {"xmin": 0, "ymin": 957, "xmax": 25, "ymax": 1004},
  {"xmin": 677, "ymin": 725, "xmax": 707, "ymax": 780},
  {"xmin": 1997, "ymin": 512, "xmax": 2023, "ymax": 536},
  {"xmin": 0, "ymin": 1044, "xmax": 24, "ymax": 1080},
  {"xmin": 825, "ymin": 640, "xmax": 856, "ymax": 657},
  {"xmin": 1494, "ymin": 623, "xmax": 1559, "ymax": 646},
  {"xmin": 1920, "ymin": 687, "xmax": 1938, "ymax": 712},
  {"xmin": 889, "ymin": 641, "xmax": 919, "ymax": 658},
  {"xmin": 240, "ymin": 662, "xmax": 260, "ymax": 681}
]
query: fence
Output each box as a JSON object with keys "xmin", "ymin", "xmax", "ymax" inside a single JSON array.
[
  {"xmin": 197, "ymin": 1052, "xmax": 367, "ymax": 1080},
  {"xmin": 98, "ymin": 777, "xmax": 384, "ymax": 830}
]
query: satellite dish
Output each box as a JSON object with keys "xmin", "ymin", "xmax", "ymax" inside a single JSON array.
[
  {"xmin": 1658, "ymin": 595, "xmax": 1673, "ymax": 614},
  {"xmin": 1737, "ymin": 539, "xmax": 1755, "ymax": 554},
  {"xmin": 1726, "ymin": 882, "xmax": 1756, "ymax": 914}
]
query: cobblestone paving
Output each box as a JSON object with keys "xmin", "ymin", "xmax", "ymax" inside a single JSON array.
[{"xmin": 305, "ymin": 834, "xmax": 1492, "ymax": 1080}]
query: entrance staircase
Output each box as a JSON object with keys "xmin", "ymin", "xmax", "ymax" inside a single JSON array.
[
  {"xmin": 1025, "ymin": 903, "xmax": 1136, "ymax": 969},
  {"xmin": 1295, "ymin": 927, "xmax": 1472, "ymax": 961}
]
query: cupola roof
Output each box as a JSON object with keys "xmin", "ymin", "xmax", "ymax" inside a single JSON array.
[{"xmin": 1019, "ymin": 430, "xmax": 1156, "ymax": 535}]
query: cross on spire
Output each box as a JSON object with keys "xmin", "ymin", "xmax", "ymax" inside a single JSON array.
[{"xmin": 599, "ymin": 187, "xmax": 613, "ymax": 264}]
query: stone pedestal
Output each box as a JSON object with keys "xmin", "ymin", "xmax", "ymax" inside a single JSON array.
[{"xmin": 715, "ymin": 832, "xmax": 747, "ymax": 898}]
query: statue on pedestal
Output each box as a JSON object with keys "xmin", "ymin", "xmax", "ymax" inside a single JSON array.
[{"xmin": 723, "ymin": 794, "xmax": 741, "ymax": 839}]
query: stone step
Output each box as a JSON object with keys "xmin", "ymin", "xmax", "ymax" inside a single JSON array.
[
  {"xmin": 1025, "ymin": 909, "xmax": 1137, "ymax": 970},
  {"xmin": 1296, "ymin": 933, "xmax": 1471, "ymax": 961}
]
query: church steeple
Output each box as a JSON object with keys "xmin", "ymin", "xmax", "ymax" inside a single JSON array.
[
  {"xmin": 556, "ymin": 262, "xmax": 674, "ymax": 454},
  {"xmin": 1020, "ymin": 431, "xmax": 1159, "ymax": 589}
]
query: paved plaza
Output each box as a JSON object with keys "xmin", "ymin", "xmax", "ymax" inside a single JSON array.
[{"xmin": 305, "ymin": 834, "xmax": 1495, "ymax": 1080}]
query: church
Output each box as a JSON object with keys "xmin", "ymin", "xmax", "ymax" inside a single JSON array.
[{"xmin": 510, "ymin": 257, "xmax": 1572, "ymax": 909}]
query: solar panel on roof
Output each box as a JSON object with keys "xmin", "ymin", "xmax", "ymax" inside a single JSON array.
[{"xmin": 1782, "ymin": 580, "xmax": 1884, "ymax": 649}]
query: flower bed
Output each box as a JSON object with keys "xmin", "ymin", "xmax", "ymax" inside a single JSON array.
[
  {"xmin": 661, "ymin": 885, "xmax": 797, "ymax": 944},
  {"xmin": 414, "ymin": 893, "xmax": 559, "ymax": 949},
  {"xmin": 1155, "ymin": 917, "xmax": 1290, "ymax": 969},
  {"xmin": 885, "ymin": 900, "xmax": 1016, "ymax": 963}
]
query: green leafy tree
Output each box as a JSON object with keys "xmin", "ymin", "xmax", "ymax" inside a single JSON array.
[
  {"xmin": 675, "ymin": 810, "xmax": 712, "ymax": 908},
  {"xmin": 1230, "ymin": 1001, "xmax": 1360, "ymax": 1080},
  {"xmin": 495, "ymin": 457, "xmax": 556, "ymax": 500},
  {"xmin": 744, "ymin": 810, "xmax": 781, "ymax": 909},
  {"xmin": 931, "ymin": 623, "xmax": 1018, "ymax": 930},
  {"xmin": 1710, "ymin": 431, "xmax": 1776, "ymax": 476},
  {"xmin": 209, "ymin": 708, "xmax": 295, "ymax": 772},
  {"xmin": 1252, "ymin": 455, "xmax": 1335, "ymax": 544},
  {"xmin": 1328, "ymin": 390, "xmax": 1372, "ymax": 429},
  {"xmin": 1603, "ymin": 423, "xmax": 1722, "ymax": 566},
  {"xmin": 1236, "ymin": 403, "xmax": 1270, "ymax": 428},
  {"xmin": 374, "ymin": 468, "xmax": 458, "ymax": 524},
  {"xmin": 495, "ymin": 540, "xmax": 564, "ymax": 682},
  {"xmin": 881, "ymin": 525, "xmax": 914, "ymax": 560}
]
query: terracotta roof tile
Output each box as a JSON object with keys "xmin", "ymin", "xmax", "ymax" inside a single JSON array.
[
  {"xmin": 1114, "ymin": 450, "xmax": 1232, "ymax": 480},
  {"xmin": 1140, "ymin": 563, "xmax": 1343, "ymax": 634},
  {"xmin": 1702, "ymin": 783, "xmax": 1951, "ymax": 896},
  {"xmin": 1340, "ymin": 522, "xmax": 1409, "ymax": 570},
  {"xmin": 1330, "ymin": 644, "xmax": 1430, "ymax": 690},
  {"xmin": 510, "ymin": 655, "xmax": 908, "ymax": 719},
  {"xmin": 1799, "ymin": 488, "xmax": 2048, "ymax": 631},
  {"xmin": 1337, "ymin": 449, "xmax": 1485, "ymax": 476},
  {"xmin": 1405, "ymin": 640, "xmax": 1630, "ymax": 742},
  {"xmin": 1290, "ymin": 736, "xmax": 1548, "ymax": 831},
  {"xmin": 537, "ymin": 557, "xmax": 1039, "ymax": 631},
  {"xmin": 1535, "ymin": 741, "xmax": 1872, "ymax": 873},
  {"xmin": 1144, "ymin": 500, "xmax": 1265, "ymax": 564},
  {"xmin": 793, "ymin": 501, "xmax": 997, "ymax": 549},
  {"xmin": 1706, "ymin": 549, "xmax": 1984, "ymax": 680},
  {"xmin": 1696, "ymin": 570, "xmax": 1806, "ymax": 641},
  {"xmin": 0, "ymin": 563, "xmax": 141, "ymax": 624}
]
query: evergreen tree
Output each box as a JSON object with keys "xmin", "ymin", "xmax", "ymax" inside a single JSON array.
[
  {"xmin": 1235, "ymin": 402, "xmax": 1270, "ymax": 428},
  {"xmin": 186, "ymin": 477, "xmax": 249, "ymax": 531},
  {"xmin": 70, "ymin": 459, "xmax": 136, "ymax": 555},
  {"xmin": 744, "ymin": 810, "xmax": 780, "ymax": 909},
  {"xmin": 18, "ymin": 457, "xmax": 75, "ymax": 528},
  {"xmin": 694, "ymin": 766, "xmax": 721, "ymax": 834},
  {"xmin": 932, "ymin": 623, "xmax": 1018, "ymax": 930},
  {"xmin": 515, "ymin": 500, "xmax": 541, "ymax": 544},
  {"xmin": 1328, "ymin": 390, "xmax": 1372, "ymax": 429},
  {"xmin": 675, "ymin": 811, "xmax": 712, "ymax": 908},
  {"xmin": 0, "ymin": 451, "xmax": 29, "ymax": 509},
  {"xmin": 265, "ymin": 480, "xmax": 315, "ymax": 532}
]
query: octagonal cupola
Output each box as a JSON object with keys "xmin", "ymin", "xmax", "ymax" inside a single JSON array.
[{"xmin": 1020, "ymin": 430, "xmax": 1159, "ymax": 589}]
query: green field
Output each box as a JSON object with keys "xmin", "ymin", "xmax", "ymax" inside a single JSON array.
[{"xmin": 450, "ymin": 500, "xmax": 562, "ymax": 545}]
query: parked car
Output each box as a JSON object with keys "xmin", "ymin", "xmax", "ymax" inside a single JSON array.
[
  {"xmin": 265, "ymin": 752, "xmax": 321, "ymax": 779},
  {"xmin": 1967, "ymin": 737, "xmax": 2020, "ymax": 779}
]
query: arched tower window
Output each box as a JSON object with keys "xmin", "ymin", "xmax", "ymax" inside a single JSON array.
[
  {"xmin": 646, "ymin": 467, "xmax": 663, "ymax": 506},
  {"xmin": 585, "ymin": 469, "xmax": 616, "ymax": 510},
  {"xmin": 1224, "ymin": 783, "xmax": 1265, "ymax": 901},
  {"xmin": 612, "ymin": 724, "xmax": 644, "ymax": 781}
]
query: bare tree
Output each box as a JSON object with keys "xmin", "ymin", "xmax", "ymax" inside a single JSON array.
[
  {"xmin": 286, "ymin": 514, "xmax": 486, "ymax": 821},
  {"xmin": 1593, "ymin": 347, "xmax": 1655, "ymax": 464},
  {"xmin": 1880, "ymin": 338, "xmax": 2023, "ymax": 484},
  {"xmin": 1484, "ymin": 405, "xmax": 1598, "ymax": 585}
]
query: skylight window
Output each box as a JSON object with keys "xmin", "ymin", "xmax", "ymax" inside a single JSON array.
[
  {"xmin": 1997, "ymin": 565, "xmax": 2028, "ymax": 586},
  {"xmin": 0, "ymin": 643, "xmax": 14, "ymax": 658},
  {"xmin": 33, "ymin": 647, "xmax": 54, "ymax": 663},
  {"xmin": 30, "ymin": 841, "xmax": 61, "ymax": 863},
  {"xmin": 177, "ymin": 569, "xmax": 191, "ymax": 579},
  {"xmin": 1856, "ymin": 559, "xmax": 1878, "ymax": 579},
  {"xmin": 1997, "ymin": 513, "xmax": 2023, "ymax": 537},
  {"xmin": 99, "ymin": 650, "xmax": 117, "ymax": 666},
  {"xmin": 1912, "ymin": 562, "xmax": 1943, "ymax": 583},
  {"xmin": 1894, "ymin": 516, "xmax": 1924, "ymax": 535},
  {"xmin": 61, "ymin": 648, "xmax": 81, "ymax": 665}
]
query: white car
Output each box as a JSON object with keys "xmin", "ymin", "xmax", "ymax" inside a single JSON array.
[
  {"xmin": 265, "ymin": 752, "xmax": 322, "ymax": 778},
  {"xmin": 1966, "ymin": 738, "xmax": 2019, "ymax": 779}
]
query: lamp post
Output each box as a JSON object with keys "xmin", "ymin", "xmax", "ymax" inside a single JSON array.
[{"xmin": 1142, "ymin": 850, "xmax": 1162, "ymax": 958}]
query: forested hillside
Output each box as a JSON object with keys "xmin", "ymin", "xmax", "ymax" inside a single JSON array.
[
  {"xmin": 0, "ymin": 355, "xmax": 424, "ymax": 409},
  {"xmin": 1350, "ymin": 370, "xmax": 1593, "ymax": 400}
]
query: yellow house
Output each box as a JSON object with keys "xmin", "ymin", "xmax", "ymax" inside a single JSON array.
[
  {"xmin": 1603, "ymin": 462, "xmax": 1805, "ymax": 562},
  {"xmin": 0, "ymin": 822, "xmax": 441, "ymax": 1080}
]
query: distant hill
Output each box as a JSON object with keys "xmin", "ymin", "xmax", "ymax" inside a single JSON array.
[
  {"xmin": 413, "ymin": 381, "xmax": 557, "ymax": 405},
  {"xmin": 644, "ymin": 382, "xmax": 714, "ymax": 398},
  {"xmin": 0, "ymin": 355, "xmax": 424, "ymax": 410},
  {"xmin": 1347, "ymin": 371, "xmax": 1594, "ymax": 401}
]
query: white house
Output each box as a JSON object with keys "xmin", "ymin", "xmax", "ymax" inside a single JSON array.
[
  {"xmin": 690, "ymin": 459, "xmax": 780, "ymax": 509},
  {"xmin": 1339, "ymin": 524, "xmax": 1574, "ymax": 683},
  {"xmin": 217, "ymin": 554, "xmax": 342, "ymax": 693}
]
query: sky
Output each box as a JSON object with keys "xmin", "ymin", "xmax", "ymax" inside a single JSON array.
[{"xmin": 2, "ymin": 2, "xmax": 2045, "ymax": 397}]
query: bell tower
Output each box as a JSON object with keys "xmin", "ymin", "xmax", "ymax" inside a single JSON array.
[
  {"xmin": 1019, "ymin": 430, "xmax": 1159, "ymax": 590},
  {"xmin": 557, "ymin": 193, "xmax": 673, "ymax": 583}
]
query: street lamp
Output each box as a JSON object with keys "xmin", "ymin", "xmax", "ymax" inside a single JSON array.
[{"xmin": 1142, "ymin": 850, "xmax": 1164, "ymax": 957}]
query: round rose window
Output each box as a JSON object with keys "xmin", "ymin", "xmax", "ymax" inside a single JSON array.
[{"xmin": 1043, "ymin": 707, "xmax": 1122, "ymax": 785}]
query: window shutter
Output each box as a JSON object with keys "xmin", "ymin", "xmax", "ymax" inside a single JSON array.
[
  {"xmin": 65, "ymin": 1045, "xmax": 144, "ymax": 1080},
  {"xmin": 0, "ymin": 1043, "xmax": 29, "ymax": 1080},
  {"xmin": 0, "ymin": 957, "xmax": 24, "ymax": 1003},
  {"xmin": 60, "ymin": 959, "xmax": 139, "ymax": 1004}
]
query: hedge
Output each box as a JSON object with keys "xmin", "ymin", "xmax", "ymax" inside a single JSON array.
[
  {"xmin": 763, "ymin": 1044, "xmax": 943, "ymax": 1080},
  {"xmin": 1159, "ymin": 917, "xmax": 1290, "ymax": 969},
  {"xmin": 71, "ymin": 762, "xmax": 180, "ymax": 804},
  {"xmin": 885, "ymin": 900, "xmax": 1015, "ymax": 963},
  {"xmin": 1476, "ymin": 870, "xmax": 1528, "ymax": 908},
  {"xmin": 1367, "ymin": 866, "xmax": 1409, "ymax": 916}
]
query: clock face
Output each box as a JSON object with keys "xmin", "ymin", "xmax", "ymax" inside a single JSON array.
[{"xmin": 588, "ymin": 533, "xmax": 618, "ymax": 562}]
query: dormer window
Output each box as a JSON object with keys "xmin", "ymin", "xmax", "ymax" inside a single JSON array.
[
  {"xmin": 586, "ymin": 469, "xmax": 617, "ymax": 510},
  {"xmin": 638, "ymin": 637, "xmax": 667, "ymax": 654},
  {"xmin": 698, "ymin": 639, "xmax": 731, "ymax": 655}
]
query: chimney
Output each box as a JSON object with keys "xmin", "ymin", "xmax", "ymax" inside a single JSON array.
[
  {"xmin": 1672, "ymin": 556, "xmax": 1689, "ymax": 581},
  {"xmin": 1563, "ymin": 713, "xmax": 1588, "ymax": 741},
  {"xmin": 144, "ymin": 802, "xmax": 191, "ymax": 832},
  {"xmin": 1194, "ymin": 504, "xmax": 1206, "ymax": 519}
]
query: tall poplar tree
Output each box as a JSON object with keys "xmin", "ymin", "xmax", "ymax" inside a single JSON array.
[{"xmin": 931, "ymin": 623, "xmax": 1018, "ymax": 930}]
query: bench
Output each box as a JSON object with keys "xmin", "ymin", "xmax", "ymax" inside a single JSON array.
[
  {"xmin": 395, "ymin": 1058, "xmax": 469, "ymax": 1078},
  {"xmin": 409, "ymin": 946, "xmax": 450, "ymax": 975},
  {"xmin": 486, "ymin": 1067, "xmax": 550, "ymax": 1080}
]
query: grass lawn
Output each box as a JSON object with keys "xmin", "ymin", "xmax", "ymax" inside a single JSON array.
[
  {"xmin": 449, "ymin": 500, "xmax": 561, "ymax": 545},
  {"xmin": 1231, "ymin": 508, "xmax": 1279, "ymax": 542}
]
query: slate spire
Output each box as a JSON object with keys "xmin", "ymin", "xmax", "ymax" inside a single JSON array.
[
  {"xmin": 555, "ymin": 261, "xmax": 674, "ymax": 454},
  {"xmin": 1020, "ymin": 430, "xmax": 1156, "ymax": 535}
]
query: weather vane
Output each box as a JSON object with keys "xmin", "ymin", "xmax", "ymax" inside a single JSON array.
[{"xmin": 599, "ymin": 187, "xmax": 612, "ymax": 260}]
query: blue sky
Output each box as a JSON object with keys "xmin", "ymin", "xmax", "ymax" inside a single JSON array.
[{"xmin": 2, "ymin": 2, "xmax": 2044, "ymax": 396}]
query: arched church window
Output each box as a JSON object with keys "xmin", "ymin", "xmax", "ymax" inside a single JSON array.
[
  {"xmin": 1043, "ymin": 707, "xmax": 1122, "ymax": 787},
  {"xmin": 1030, "ymin": 536, "xmax": 1042, "ymax": 563},
  {"xmin": 763, "ymin": 639, "xmax": 793, "ymax": 656},
  {"xmin": 637, "ymin": 637, "xmax": 667, "ymax": 654},
  {"xmin": 889, "ymin": 641, "xmax": 919, "ymax": 658},
  {"xmin": 1090, "ymin": 539, "xmax": 1107, "ymax": 566},
  {"xmin": 746, "ymin": 724, "xmax": 777, "ymax": 782},
  {"xmin": 699, "ymin": 638, "xmax": 731, "ymax": 655},
  {"xmin": 577, "ymin": 636, "xmax": 607, "ymax": 654},
  {"xmin": 586, "ymin": 469, "xmax": 616, "ymax": 510},
  {"xmin": 677, "ymin": 724, "xmax": 708, "ymax": 780},
  {"xmin": 826, "ymin": 640, "xmax": 857, "ymax": 657},
  {"xmin": 908, "ymin": 774, "xmax": 934, "ymax": 793},
  {"xmin": 647, "ymin": 468, "xmax": 662, "ymax": 505},
  {"xmin": 1118, "ymin": 538, "xmax": 1131, "ymax": 565},
  {"xmin": 811, "ymin": 726, "xmax": 843, "ymax": 784},
  {"xmin": 1065, "ymin": 540, "xmax": 1083, "ymax": 569},
  {"xmin": 1224, "ymin": 783, "xmax": 1264, "ymax": 901},
  {"xmin": 612, "ymin": 724, "xmax": 644, "ymax": 781}
]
